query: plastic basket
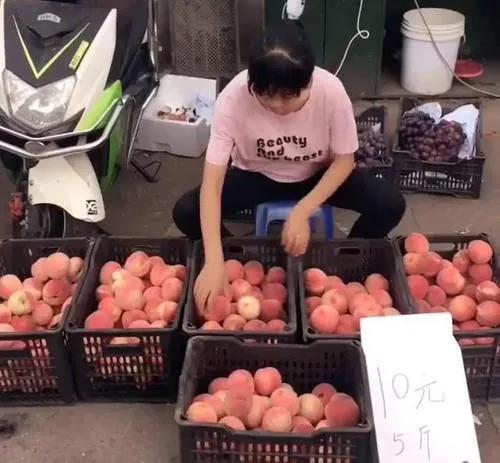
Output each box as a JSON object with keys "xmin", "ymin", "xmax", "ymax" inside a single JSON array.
[
  {"xmin": 0, "ymin": 237, "xmax": 95, "ymax": 405},
  {"xmin": 393, "ymin": 234, "xmax": 500, "ymax": 401},
  {"xmin": 65, "ymin": 236, "xmax": 192, "ymax": 402},
  {"xmin": 298, "ymin": 239, "xmax": 413, "ymax": 343},
  {"xmin": 392, "ymin": 98, "xmax": 484, "ymax": 199},
  {"xmin": 355, "ymin": 106, "xmax": 393, "ymax": 183},
  {"xmin": 176, "ymin": 336, "xmax": 374, "ymax": 463},
  {"xmin": 183, "ymin": 238, "xmax": 297, "ymax": 343}
]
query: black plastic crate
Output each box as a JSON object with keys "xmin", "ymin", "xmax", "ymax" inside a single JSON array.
[
  {"xmin": 176, "ymin": 336, "xmax": 374, "ymax": 463},
  {"xmin": 299, "ymin": 239, "xmax": 413, "ymax": 343},
  {"xmin": 355, "ymin": 106, "xmax": 393, "ymax": 183},
  {"xmin": 392, "ymin": 98, "xmax": 484, "ymax": 199},
  {"xmin": 393, "ymin": 233, "xmax": 500, "ymax": 402},
  {"xmin": 183, "ymin": 238, "xmax": 297, "ymax": 343},
  {"xmin": 0, "ymin": 237, "xmax": 95, "ymax": 405},
  {"xmin": 65, "ymin": 236, "xmax": 192, "ymax": 402}
]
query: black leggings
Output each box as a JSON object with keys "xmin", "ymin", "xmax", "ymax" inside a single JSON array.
[{"xmin": 173, "ymin": 168, "xmax": 406, "ymax": 240}]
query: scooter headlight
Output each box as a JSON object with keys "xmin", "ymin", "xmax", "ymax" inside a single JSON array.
[{"xmin": 3, "ymin": 71, "xmax": 76, "ymax": 131}]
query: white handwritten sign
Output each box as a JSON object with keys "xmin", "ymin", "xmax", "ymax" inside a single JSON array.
[{"xmin": 361, "ymin": 313, "xmax": 481, "ymax": 463}]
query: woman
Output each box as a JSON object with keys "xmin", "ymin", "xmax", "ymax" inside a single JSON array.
[{"xmin": 173, "ymin": 22, "xmax": 405, "ymax": 309}]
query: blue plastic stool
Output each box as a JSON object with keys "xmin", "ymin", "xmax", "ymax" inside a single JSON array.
[{"xmin": 255, "ymin": 201, "xmax": 335, "ymax": 239}]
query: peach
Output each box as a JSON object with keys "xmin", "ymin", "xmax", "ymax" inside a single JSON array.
[
  {"xmin": 352, "ymin": 305, "xmax": 383, "ymax": 330},
  {"xmin": 8, "ymin": 290, "xmax": 35, "ymax": 315},
  {"xmin": 84, "ymin": 310, "xmax": 114, "ymax": 330},
  {"xmin": 0, "ymin": 323, "xmax": 15, "ymax": 349},
  {"xmin": 407, "ymin": 275, "xmax": 429, "ymax": 300},
  {"xmin": 187, "ymin": 402, "xmax": 218, "ymax": 423},
  {"xmin": 267, "ymin": 319, "xmax": 287, "ymax": 332},
  {"xmin": 142, "ymin": 287, "xmax": 160, "ymax": 303},
  {"xmin": 46, "ymin": 252, "xmax": 70, "ymax": 279},
  {"xmin": 209, "ymin": 377, "xmax": 229, "ymax": 394},
  {"xmin": 68, "ymin": 257, "xmax": 84, "ymax": 282},
  {"xmin": 96, "ymin": 284, "xmax": 113, "ymax": 301},
  {"xmin": 42, "ymin": 279, "xmax": 71, "ymax": 306},
  {"xmin": 124, "ymin": 251, "xmax": 151, "ymax": 278},
  {"xmin": 111, "ymin": 272, "xmax": 145, "ymax": 293},
  {"xmin": 403, "ymin": 253, "xmax": 424, "ymax": 275},
  {"xmin": 345, "ymin": 282, "xmax": 367, "ymax": 301},
  {"xmin": 476, "ymin": 281, "xmax": 500, "ymax": 303},
  {"xmin": 463, "ymin": 283, "xmax": 478, "ymax": 300},
  {"xmin": 150, "ymin": 264, "xmax": 175, "ymax": 287},
  {"xmin": 243, "ymin": 320, "xmax": 266, "ymax": 331},
  {"xmin": 321, "ymin": 289, "xmax": 348, "ymax": 314},
  {"xmin": 270, "ymin": 387, "xmax": 299, "ymax": 416},
  {"xmin": 442, "ymin": 259, "xmax": 453, "ymax": 269},
  {"xmin": 292, "ymin": 416, "xmax": 314, "ymax": 434},
  {"xmin": 416, "ymin": 299, "xmax": 431, "ymax": 314},
  {"xmin": 262, "ymin": 283, "xmax": 287, "ymax": 305},
  {"xmin": 172, "ymin": 264, "xmax": 187, "ymax": 281},
  {"xmin": 115, "ymin": 288, "xmax": 145, "ymax": 311},
  {"xmin": 0, "ymin": 304, "xmax": 11, "ymax": 324},
  {"xmin": 149, "ymin": 256, "xmax": 165, "ymax": 267},
  {"xmin": 48, "ymin": 313, "xmax": 63, "ymax": 329},
  {"xmin": 266, "ymin": 266, "xmax": 286, "ymax": 285},
  {"xmin": 429, "ymin": 306, "xmax": 448, "ymax": 313},
  {"xmin": 260, "ymin": 299, "xmax": 282, "ymax": 322},
  {"xmin": 469, "ymin": 264, "xmax": 493, "ymax": 285},
  {"xmin": 475, "ymin": 326, "xmax": 495, "ymax": 346},
  {"xmin": 11, "ymin": 315, "xmax": 36, "ymax": 332},
  {"xmin": 31, "ymin": 258, "xmax": 50, "ymax": 283},
  {"xmin": 32, "ymin": 302, "xmax": 53, "ymax": 326},
  {"xmin": 365, "ymin": 274, "xmax": 389, "ymax": 293},
  {"xmin": 468, "ymin": 240, "xmax": 493, "ymax": 265},
  {"xmin": 109, "ymin": 336, "xmax": 140, "ymax": 346},
  {"xmin": 436, "ymin": 267, "xmax": 465, "ymax": 296},
  {"xmin": 244, "ymin": 261, "xmax": 265, "ymax": 286},
  {"xmin": 304, "ymin": 268, "xmax": 328, "ymax": 296},
  {"xmin": 315, "ymin": 419, "xmax": 329, "ymax": 430},
  {"xmin": 298, "ymin": 393, "xmax": 324, "ymax": 425},
  {"xmin": 231, "ymin": 279, "xmax": 252, "ymax": 301},
  {"xmin": 99, "ymin": 261, "xmax": 121, "ymax": 285},
  {"xmin": 426, "ymin": 285, "xmax": 447, "ymax": 307},
  {"xmin": 476, "ymin": 301, "xmax": 500, "ymax": 328},
  {"xmin": 237, "ymin": 295, "xmax": 261, "ymax": 320},
  {"xmin": 310, "ymin": 305, "xmax": 339, "ymax": 334},
  {"xmin": 262, "ymin": 407, "xmax": 293, "ymax": 432},
  {"xmin": 254, "ymin": 367, "xmax": 282, "ymax": 396},
  {"xmin": 382, "ymin": 307, "xmax": 401, "ymax": 316},
  {"xmin": 324, "ymin": 275, "xmax": 346, "ymax": 292},
  {"xmin": 98, "ymin": 298, "xmax": 122, "ymax": 323},
  {"xmin": 422, "ymin": 252, "xmax": 443, "ymax": 278},
  {"xmin": 161, "ymin": 277, "xmax": 183, "ymax": 302},
  {"xmin": 336, "ymin": 314, "xmax": 358, "ymax": 334},
  {"xmin": 219, "ymin": 416, "xmax": 246, "ymax": 430},
  {"xmin": 128, "ymin": 320, "xmax": 151, "ymax": 329},
  {"xmin": 23, "ymin": 278, "xmax": 43, "ymax": 300},
  {"xmin": 225, "ymin": 260, "xmax": 244, "ymax": 283},
  {"xmin": 0, "ymin": 275, "xmax": 23, "ymax": 300},
  {"xmin": 448, "ymin": 295, "xmax": 476, "ymax": 322},
  {"xmin": 249, "ymin": 288, "xmax": 264, "ymax": 303},
  {"xmin": 228, "ymin": 370, "xmax": 255, "ymax": 394},
  {"xmin": 370, "ymin": 289, "xmax": 393, "ymax": 308},
  {"xmin": 61, "ymin": 296, "xmax": 72, "ymax": 314},
  {"xmin": 245, "ymin": 395, "xmax": 271, "ymax": 429},
  {"xmin": 155, "ymin": 301, "xmax": 178, "ymax": 323},
  {"xmin": 204, "ymin": 295, "xmax": 232, "ymax": 322},
  {"xmin": 198, "ymin": 395, "xmax": 225, "ymax": 420},
  {"xmin": 452, "ymin": 250, "xmax": 471, "ymax": 275},
  {"xmin": 201, "ymin": 321, "xmax": 223, "ymax": 330},
  {"xmin": 325, "ymin": 394, "xmax": 360, "ymax": 428},
  {"xmin": 150, "ymin": 320, "xmax": 167, "ymax": 328},
  {"xmin": 349, "ymin": 293, "xmax": 377, "ymax": 314},
  {"xmin": 224, "ymin": 387, "xmax": 253, "ymax": 418},
  {"xmin": 122, "ymin": 310, "xmax": 148, "ymax": 329},
  {"xmin": 458, "ymin": 320, "xmax": 480, "ymax": 331},
  {"xmin": 404, "ymin": 233, "xmax": 429, "ymax": 254},
  {"xmin": 305, "ymin": 296, "xmax": 322, "ymax": 316},
  {"xmin": 223, "ymin": 314, "xmax": 246, "ymax": 331}
]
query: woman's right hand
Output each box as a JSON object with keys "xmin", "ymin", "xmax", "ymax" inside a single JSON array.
[{"xmin": 194, "ymin": 261, "xmax": 229, "ymax": 312}]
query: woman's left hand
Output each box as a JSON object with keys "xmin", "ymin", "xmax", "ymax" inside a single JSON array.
[{"xmin": 282, "ymin": 206, "xmax": 311, "ymax": 257}]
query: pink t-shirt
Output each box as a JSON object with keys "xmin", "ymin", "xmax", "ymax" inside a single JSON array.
[{"xmin": 205, "ymin": 67, "xmax": 359, "ymax": 183}]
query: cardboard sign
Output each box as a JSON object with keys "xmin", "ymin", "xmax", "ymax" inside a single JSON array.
[{"xmin": 361, "ymin": 313, "xmax": 481, "ymax": 463}]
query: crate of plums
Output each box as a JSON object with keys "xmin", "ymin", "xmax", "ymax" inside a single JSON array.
[
  {"xmin": 354, "ymin": 106, "xmax": 393, "ymax": 182},
  {"xmin": 392, "ymin": 98, "xmax": 484, "ymax": 199}
]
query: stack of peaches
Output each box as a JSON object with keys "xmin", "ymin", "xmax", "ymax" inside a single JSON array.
[
  {"xmin": 304, "ymin": 268, "xmax": 401, "ymax": 335},
  {"xmin": 84, "ymin": 251, "xmax": 186, "ymax": 341},
  {"xmin": 186, "ymin": 367, "xmax": 360, "ymax": 433},
  {"xmin": 196, "ymin": 259, "xmax": 290, "ymax": 333},
  {"xmin": 402, "ymin": 233, "xmax": 500, "ymax": 345},
  {"xmin": 0, "ymin": 252, "xmax": 83, "ymax": 345}
]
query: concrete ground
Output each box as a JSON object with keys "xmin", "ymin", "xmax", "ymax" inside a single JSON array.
[{"xmin": 0, "ymin": 99, "xmax": 499, "ymax": 461}]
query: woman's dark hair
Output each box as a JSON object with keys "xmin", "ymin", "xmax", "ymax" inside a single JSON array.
[{"xmin": 248, "ymin": 21, "xmax": 315, "ymax": 98}]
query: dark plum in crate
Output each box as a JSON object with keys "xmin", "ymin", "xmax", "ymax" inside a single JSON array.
[
  {"xmin": 0, "ymin": 237, "xmax": 95, "ymax": 405},
  {"xmin": 65, "ymin": 236, "xmax": 191, "ymax": 402},
  {"xmin": 176, "ymin": 336, "xmax": 374, "ymax": 463}
]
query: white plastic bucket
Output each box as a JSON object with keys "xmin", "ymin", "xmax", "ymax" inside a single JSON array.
[{"xmin": 401, "ymin": 8, "xmax": 465, "ymax": 95}]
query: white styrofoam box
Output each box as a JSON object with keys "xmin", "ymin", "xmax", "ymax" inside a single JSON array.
[{"xmin": 134, "ymin": 74, "xmax": 217, "ymax": 158}]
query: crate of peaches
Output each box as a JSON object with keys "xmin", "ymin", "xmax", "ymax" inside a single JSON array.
[
  {"xmin": 65, "ymin": 236, "xmax": 191, "ymax": 402},
  {"xmin": 298, "ymin": 239, "xmax": 413, "ymax": 341},
  {"xmin": 0, "ymin": 237, "xmax": 94, "ymax": 404},
  {"xmin": 396, "ymin": 233, "xmax": 500, "ymax": 401},
  {"xmin": 176, "ymin": 337, "xmax": 373, "ymax": 463},
  {"xmin": 183, "ymin": 238, "xmax": 297, "ymax": 343}
]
